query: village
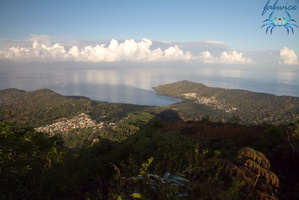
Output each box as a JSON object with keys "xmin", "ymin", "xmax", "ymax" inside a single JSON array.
[
  {"xmin": 35, "ymin": 113, "xmax": 114, "ymax": 135},
  {"xmin": 181, "ymin": 93, "xmax": 238, "ymax": 113}
]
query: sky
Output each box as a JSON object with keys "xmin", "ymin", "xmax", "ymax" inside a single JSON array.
[{"xmin": 0, "ymin": 0, "xmax": 299, "ymax": 65}]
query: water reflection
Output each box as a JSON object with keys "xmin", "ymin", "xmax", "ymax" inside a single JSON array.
[
  {"xmin": 57, "ymin": 82, "xmax": 181, "ymax": 105},
  {"xmin": 0, "ymin": 62, "xmax": 299, "ymax": 106},
  {"xmin": 276, "ymin": 71, "xmax": 296, "ymax": 84}
]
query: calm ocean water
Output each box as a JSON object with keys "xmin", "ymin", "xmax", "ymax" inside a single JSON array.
[{"xmin": 1, "ymin": 62, "xmax": 299, "ymax": 105}]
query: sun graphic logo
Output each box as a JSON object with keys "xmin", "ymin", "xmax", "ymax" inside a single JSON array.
[{"xmin": 261, "ymin": 11, "xmax": 298, "ymax": 34}]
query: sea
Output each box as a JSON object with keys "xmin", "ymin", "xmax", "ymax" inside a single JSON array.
[{"xmin": 1, "ymin": 61, "xmax": 299, "ymax": 106}]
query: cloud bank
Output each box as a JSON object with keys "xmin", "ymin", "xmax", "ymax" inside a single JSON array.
[
  {"xmin": 0, "ymin": 37, "xmax": 253, "ymax": 64},
  {"xmin": 279, "ymin": 47, "xmax": 299, "ymax": 65},
  {"xmin": 199, "ymin": 50, "xmax": 252, "ymax": 64}
]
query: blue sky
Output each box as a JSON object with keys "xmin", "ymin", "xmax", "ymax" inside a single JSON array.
[{"xmin": 0, "ymin": 0, "xmax": 299, "ymax": 64}]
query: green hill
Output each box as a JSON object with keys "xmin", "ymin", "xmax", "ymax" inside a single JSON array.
[
  {"xmin": 0, "ymin": 88, "xmax": 152, "ymax": 128},
  {"xmin": 154, "ymin": 80, "xmax": 299, "ymax": 124}
]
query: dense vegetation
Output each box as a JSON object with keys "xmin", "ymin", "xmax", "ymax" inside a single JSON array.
[
  {"xmin": 0, "ymin": 88, "xmax": 154, "ymax": 128},
  {"xmin": 1, "ymin": 118, "xmax": 299, "ymax": 199},
  {"xmin": 1, "ymin": 85, "xmax": 299, "ymax": 199},
  {"xmin": 154, "ymin": 80, "xmax": 299, "ymax": 124}
]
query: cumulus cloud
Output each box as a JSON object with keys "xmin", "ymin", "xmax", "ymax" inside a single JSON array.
[
  {"xmin": 199, "ymin": 51, "xmax": 214, "ymax": 63},
  {"xmin": 0, "ymin": 41, "xmax": 67, "ymax": 62},
  {"xmin": 279, "ymin": 47, "xmax": 299, "ymax": 65},
  {"xmin": 0, "ymin": 38, "xmax": 196, "ymax": 62},
  {"xmin": 0, "ymin": 37, "xmax": 252, "ymax": 64},
  {"xmin": 198, "ymin": 50, "xmax": 252, "ymax": 64},
  {"xmin": 218, "ymin": 51, "xmax": 252, "ymax": 64}
]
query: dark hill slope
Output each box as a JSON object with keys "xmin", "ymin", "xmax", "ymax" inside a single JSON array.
[
  {"xmin": 0, "ymin": 89, "xmax": 81, "ymax": 126},
  {"xmin": 0, "ymin": 89, "xmax": 151, "ymax": 127},
  {"xmin": 154, "ymin": 80, "xmax": 299, "ymax": 124}
]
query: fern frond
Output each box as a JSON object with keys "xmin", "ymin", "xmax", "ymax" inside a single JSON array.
[
  {"xmin": 260, "ymin": 169, "xmax": 279, "ymax": 188},
  {"xmin": 238, "ymin": 147, "xmax": 270, "ymax": 169},
  {"xmin": 240, "ymin": 148, "xmax": 279, "ymax": 188},
  {"xmin": 111, "ymin": 163, "xmax": 121, "ymax": 180},
  {"xmin": 204, "ymin": 158, "xmax": 251, "ymax": 183},
  {"xmin": 255, "ymin": 189, "xmax": 279, "ymax": 200}
]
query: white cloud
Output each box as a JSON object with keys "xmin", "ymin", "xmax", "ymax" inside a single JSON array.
[
  {"xmin": 279, "ymin": 47, "xmax": 299, "ymax": 65},
  {"xmin": 29, "ymin": 34, "xmax": 52, "ymax": 42},
  {"xmin": 203, "ymin": 40, "xmax": 225, "ymax": 45},
  {"xmin": 0, "ymin": 38, "xmax": 195, "ymax": 62},
  {"xmin": 0, "ymin": 36, "xmax": 252, "ymax": 64},
  {"xmin": 218, "ymin": 51, "xmax": 252, "ymax": 64},
  {"xmin": 199, "ymin": 51, "xmax": 214, "ymax": 63},
  {"xmin": 0, "ymin": 41, "xmax": 67, "ymax": 62},
  {"xmin": 198, "ymin": 50, "xmax": 252, "ymax": 64}
]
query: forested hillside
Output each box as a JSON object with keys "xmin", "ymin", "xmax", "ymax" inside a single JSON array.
[
  {"xmin": 154, "ymin": 80, "xmax": 299, "ymax": 124},
  {"xmin": 1, "ymin": 85, "xmax": 299, "ymax": 199},
  {"xmin": 0, "ymin": 88, "xmax": 154, "ymax": 128}
]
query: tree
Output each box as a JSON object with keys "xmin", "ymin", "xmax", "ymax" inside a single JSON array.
[{"xmin": 0, "ymin": 121, "xmax": 66, "ymax": 199}]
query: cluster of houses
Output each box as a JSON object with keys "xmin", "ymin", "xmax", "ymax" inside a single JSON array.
[
  {"xmin": 181, "ymin": 93, "xmax": 238, "ymax": 113},
  {"xmin": 35, "ymin": 113, "xmax": 106, "ymax": 135}
]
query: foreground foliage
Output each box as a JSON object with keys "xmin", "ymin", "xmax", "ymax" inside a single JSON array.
[
  {"xmin": 1, "ymin": 119, "xmax": 299, "ymax": 199},
  {"xmin": 0, "ymin": 121, "xmax": 66, "ymax": 199}
]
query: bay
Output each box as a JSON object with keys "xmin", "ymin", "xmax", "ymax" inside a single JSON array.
[{"xmin": 0, "ymin": 62, "xmax": 299, "ymax": 105}]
